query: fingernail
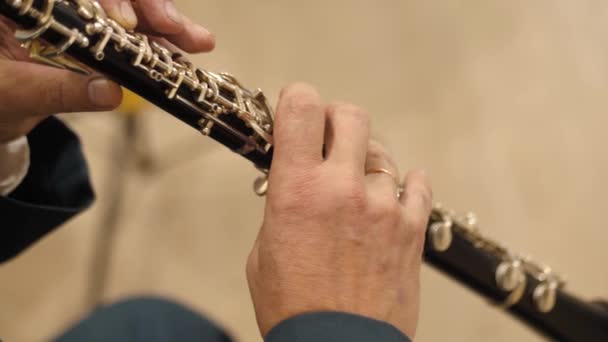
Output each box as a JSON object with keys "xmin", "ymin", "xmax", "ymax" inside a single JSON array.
[
  {"xmin": 88, "ymin": 78, "xmax": 116, "ymax": 108},
  {"xmin": 120, "ymin": 1, "xmax": 138, "ymax": 28},
  {"xmin": 165, "ymin": 0, "xmax": 183, "ymax": 25}
]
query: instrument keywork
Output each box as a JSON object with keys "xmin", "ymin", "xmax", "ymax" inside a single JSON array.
[
  {"xmin": 4, "ymin": 0, "xmax": 275, "ymax": 172},
  {"xmin": 1, "ymin": 1, "xmax": 606, "ymax": 341}
]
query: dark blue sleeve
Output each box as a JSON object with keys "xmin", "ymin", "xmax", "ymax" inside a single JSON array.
[
  {"xmin": 265, "ymin": 312, "xmax": 411, "ymax": 342},
  {"xmin": 0, "ymin": 117, "xmax": 94, "ymax": 263}
]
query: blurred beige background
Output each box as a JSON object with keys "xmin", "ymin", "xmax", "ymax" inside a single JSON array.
[{"xmin": 1, "ymin": 0, "xmax": 608, "ymax": 341}]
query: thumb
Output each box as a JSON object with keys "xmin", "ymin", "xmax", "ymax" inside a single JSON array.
[{"xmin": 0, "ymin": 60, "xmax": 122, "ymax": 117}]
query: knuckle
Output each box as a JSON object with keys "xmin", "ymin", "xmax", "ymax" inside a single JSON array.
[
  {"xmin": 409, "ymin": 183, "xmax": 433, "ymax": 213},
  {"xmin": 280, "ymin": 83, "xmax": 321, "ymax": 112},
  {"xmin": 42, "ymin": 80, "xmax": 67, "ymax": 112},
  {"xmin": 332, "ymin": 176, "xmax": 368, "ymax": 212},
  {"xmin": 269, "ymin": 192, "xmax": 312, "ymax": 217},
  {"xmin": 409, "ymin": 171, "xmax": 433, "ymax": 200},
  {"xmin": 268, "ymin": 169, "xmax": 321, "ymax": 213},
  {"xmin": 370, "ymin": 198, "xmax": 402, "ymax": 225},
  {"xmin": 366, "ymin": 147, "xmax": 383, "ymax": 161},
  {"xmin": 286, "ymin": 95, "xmax": 321, "ymax": 116},
  {"xmin": 367, "ymin": 140, "xmax": 396, "ymax": 167},
  {"xmin": 386, "ymin": 200, "xmax": 403, "ymax": 219}
]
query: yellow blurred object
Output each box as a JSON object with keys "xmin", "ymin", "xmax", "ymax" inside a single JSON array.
[{"xmin": 118, "ymin": 88, "xmax": 147, "ymax": 115}]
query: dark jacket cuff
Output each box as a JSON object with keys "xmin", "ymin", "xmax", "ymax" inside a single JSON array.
[
  {"xmin": 0, "ymin": 117, "xmax": 94, "ymax": 263},
  {"xmin": 265, "ymin": 312, "xmax": 411, "ymax": 342}
]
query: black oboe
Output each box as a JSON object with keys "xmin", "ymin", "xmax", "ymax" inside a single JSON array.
[{"xmin": 1, "ymin": 1, "xmax": 606, "ymax": 341}]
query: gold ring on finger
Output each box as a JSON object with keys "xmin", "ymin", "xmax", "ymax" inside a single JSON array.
[{"xmin": 365, "ymin": 168, "xmax": 404, "ymax": 200}]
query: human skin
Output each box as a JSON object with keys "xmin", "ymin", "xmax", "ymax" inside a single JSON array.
[
  {"xmin": 247, "ymin": 83, "xmax": 432, "ymax": 339},
  {"xmin": 0, "ymin": 0, "xmax": 214, "ymax": 143}
]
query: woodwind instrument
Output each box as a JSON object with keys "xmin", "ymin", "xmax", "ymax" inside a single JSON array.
[{"xmin": 1, "ymin": 1, "xmax": 606, "ymax": 340}]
